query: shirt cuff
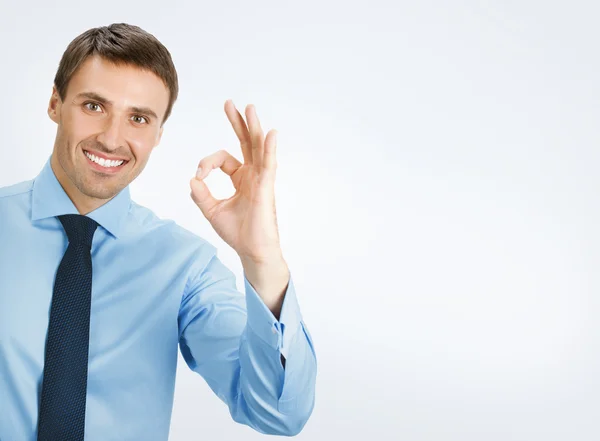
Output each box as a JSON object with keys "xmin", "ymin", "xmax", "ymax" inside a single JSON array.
[{"xmin": 243, "ymin": 270, "xmax": 302, "ymax": 359}]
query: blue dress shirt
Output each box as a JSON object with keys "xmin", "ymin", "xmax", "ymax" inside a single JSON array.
[{"xmin": 0, "ymin": 156, "xmax": 317, "ymax": 440}]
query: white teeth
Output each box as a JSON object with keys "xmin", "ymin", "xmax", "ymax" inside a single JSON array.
[{"xmin": 84, "ymin": 151, "xmax": 124, "ymax": 168}]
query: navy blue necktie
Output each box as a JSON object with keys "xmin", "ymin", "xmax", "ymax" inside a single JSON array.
[{"xmin": 37, "ymin": 214, "xmax": 99, "ymax": 441}]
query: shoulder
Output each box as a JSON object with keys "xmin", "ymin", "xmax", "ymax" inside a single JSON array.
[
  {"xmin": 127, "ymin": 199, "xmax": 217, "ymax": 255},
  {"xmin": 0, "ymin": 179, "xmax": 34, "ymax": 200},
  {"xmin": 0, "ymin": 179, "xmax": 34, "ymax": 240},
  {"xmin": 0, "ymin": 179, "xmax": 34, "ymax": 216}
]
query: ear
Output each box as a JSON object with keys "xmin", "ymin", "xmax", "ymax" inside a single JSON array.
[{"xmin": 47, "ymin": 85, "xmax": 61, "ymax": 124}]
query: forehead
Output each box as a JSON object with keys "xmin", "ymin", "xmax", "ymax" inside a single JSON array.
[{"xmin": 66, "ymin": 55, "xmax": 169, "ymax": 117}]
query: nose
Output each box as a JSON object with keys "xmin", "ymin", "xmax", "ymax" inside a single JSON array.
[{"xmin": 96, "ymin": 114, "xmax": 126, "ymax": 151}]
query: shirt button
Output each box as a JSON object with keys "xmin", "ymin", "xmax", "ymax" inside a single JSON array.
[{"xmin": 272, "ymin": 326, "xmax": 277, "ymax": 334}]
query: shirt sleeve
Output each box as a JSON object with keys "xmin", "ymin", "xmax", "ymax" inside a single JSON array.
[{"xmin": 177, "ymin": 251, "xmax": 317, "ymax": 436}]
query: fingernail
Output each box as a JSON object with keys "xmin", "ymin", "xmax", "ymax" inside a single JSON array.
[{"xmin": 196, "ymin": 167, "xmax": 203, "ymax": 179}]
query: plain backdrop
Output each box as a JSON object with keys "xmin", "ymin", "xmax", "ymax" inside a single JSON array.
[{"xmin": 1, "ymin": 1, "xmax": 599, "ymax": 440}]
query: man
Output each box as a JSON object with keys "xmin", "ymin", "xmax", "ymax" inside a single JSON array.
[{"xmin": 0, "ymin": 23, "xmax": 317, "ymax": 440}]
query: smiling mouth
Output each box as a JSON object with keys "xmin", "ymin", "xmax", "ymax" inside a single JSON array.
[{"xmin": 83, "ymin": 149, "xmax": 129, "ymax": 173}]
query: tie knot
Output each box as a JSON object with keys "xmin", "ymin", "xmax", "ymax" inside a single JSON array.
[{"xmin": 57, "ymin": 214, "xmax": 99, "ymax": 248}]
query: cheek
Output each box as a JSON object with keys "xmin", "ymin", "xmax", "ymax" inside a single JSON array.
[
  {"xmin": 128, "ymin": 146, "xmax": 152, "ymax": 165},
  {"xmin": 63, "ymin": 112, "xmax": 96, "ymax": 146},
  {"xmin": 128, "ymin": 131, "xmax": 160, "ymax": 157}
]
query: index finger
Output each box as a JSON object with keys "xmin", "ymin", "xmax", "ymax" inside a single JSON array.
[{"xmin": 224, "ymin": 99, "xmax": 252, "ymax": 164}]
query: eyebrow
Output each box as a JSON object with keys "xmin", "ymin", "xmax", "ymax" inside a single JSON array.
[{"xmin": 74, "ymin": 91, "xmax": 159, "ymax": 121}]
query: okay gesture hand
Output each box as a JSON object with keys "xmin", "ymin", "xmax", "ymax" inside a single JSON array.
[{"xmin": 189, "ymin": 100, "xmax": 283, "ymax": 264}]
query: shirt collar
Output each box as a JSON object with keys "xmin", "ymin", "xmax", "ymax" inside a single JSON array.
[{"xmin": 31, "ymin": 155, "xmax": 131, "ymax": 239}]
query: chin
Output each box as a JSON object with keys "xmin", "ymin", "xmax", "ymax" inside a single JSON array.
[{"xmin": 77, "ymin": 177, "xmax": 123, "ymax": 200}]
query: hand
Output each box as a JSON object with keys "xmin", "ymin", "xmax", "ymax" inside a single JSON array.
[{"xmin": 189, "ymin": 100, "xmax": 283, "ymax": 264}]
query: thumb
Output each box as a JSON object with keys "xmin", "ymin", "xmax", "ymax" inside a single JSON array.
[{"xmin": 189, "ymin": 176, "xmax": 218, "ymax": 219}]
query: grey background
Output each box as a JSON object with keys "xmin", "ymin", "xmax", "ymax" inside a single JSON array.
[{"xmin": 0, "ymin": 0, "xmax": 598, "ymax": 440}]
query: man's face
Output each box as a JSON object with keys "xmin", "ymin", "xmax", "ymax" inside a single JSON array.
[{"xmin": 48, "ymin": 55, "xmax": 169, "ymax": 202}]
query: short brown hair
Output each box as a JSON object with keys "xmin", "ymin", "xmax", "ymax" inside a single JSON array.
[{"xmin": 53, "ymin": 23, "xmax": 179, "ymax": 127}]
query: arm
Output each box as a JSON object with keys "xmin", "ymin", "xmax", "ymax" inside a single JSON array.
[{"xmin": 177, "ymin": 251, "xmax": 317, "ymax": 436}]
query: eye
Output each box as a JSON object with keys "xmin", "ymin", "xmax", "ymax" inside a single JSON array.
[
  {"xmin": 132, "ymin": 115, "xmax": 149, "ymax": 125},
  {"xmin": 84, "ymin": 102, "xmax": 102, "ymax": 112}
]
